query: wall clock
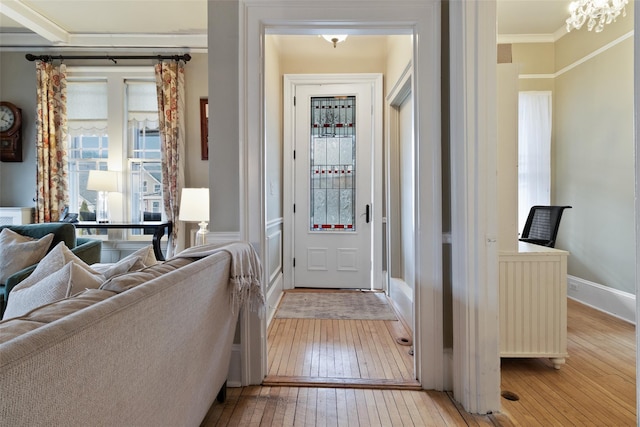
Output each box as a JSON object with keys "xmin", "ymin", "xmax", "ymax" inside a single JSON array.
[{"xmin": 0, "ymin": 101, "xmax": 23, "ymax": 162}]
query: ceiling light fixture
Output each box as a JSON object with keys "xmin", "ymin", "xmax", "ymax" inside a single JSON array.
[
  {"xmin": 321, "ymin": 35, "xmax": 348, "ymax": 48},
  {"xmin": 566, "ymin": 0, "xmax": 628, "ymax": 32}
]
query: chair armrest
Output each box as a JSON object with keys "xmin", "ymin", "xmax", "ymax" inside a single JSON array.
[
  {"xmin": 73, "ymin": 238, "xmax": 103, "ymax": 265},
  {"xmin": 518, "ymin": 238, "xmax": 552, "ymax": 247}
]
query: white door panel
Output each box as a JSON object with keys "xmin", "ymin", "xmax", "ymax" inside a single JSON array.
[{"xmin": 294, "ymin": 83, "xmax": 373, "ymax": 288}]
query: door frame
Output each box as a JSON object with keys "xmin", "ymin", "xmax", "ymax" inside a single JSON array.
[
  {"xmin": 235, "ymin": 0, "xmax": 446, "ymax": 394},
  {"xmin": 283, "ymin": 74, "xmax": 384, "ymax": 291}
]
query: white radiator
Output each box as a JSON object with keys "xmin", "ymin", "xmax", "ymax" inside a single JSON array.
[
  {"xmin": 499, "ymin": 242, "xmax": 569, "ymax": 369},
  {"xmin": 0, "ymin": 207, "xmax": 33, "ymax": 225}
]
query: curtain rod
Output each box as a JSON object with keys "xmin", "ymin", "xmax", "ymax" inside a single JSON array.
[{"xmin": 25, "ymin": 53, "xmax": 191, "ymax": 63}]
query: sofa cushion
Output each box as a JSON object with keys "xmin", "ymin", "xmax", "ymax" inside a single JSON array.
[
  {"xmin": 100, "ymin": 257, "xmax": 193, "ymax": 293},
  {"xmin": 3, "ymin": 262, "xmax": 105, "ymax": 319},
  {"xmin": 0, "ymin": 228, "xmax": 54, "ymax": 285},
  {"xmin": 0, "ymin": 288, "xmax": 115, "ymax": 344}
]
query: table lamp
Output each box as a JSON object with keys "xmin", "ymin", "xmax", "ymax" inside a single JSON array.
[
  {"xmin": 179, "ymin": 188, "xmax": 210, "ymax": 246},
  {"xmin": 87, "ymin": 170, "xmax": 118, "ymax": 223}
]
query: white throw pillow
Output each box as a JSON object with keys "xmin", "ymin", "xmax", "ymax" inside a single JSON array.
[
  {"xmin": 0, "ymin": 228, "xmax": 54, "ymax": 284},
  {"xmin": 128, "ymin": 245, "xmax": 158, "ymax": 268},
  {"xmin": 3, "ymin": 262, "xmax": 104, "ymax": 319},
  {"xmin": 91, "ymin": 244, "xmax": 158, "ymax": 279},
  {"xmin": 91, "ymin": 256, "xmax": 144, "ymax": 279},
  {"xmin": 20, "ymin": 241, "xmax": 101, "ymax": 286}
]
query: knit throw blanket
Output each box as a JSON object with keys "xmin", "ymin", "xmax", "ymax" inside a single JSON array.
[{"xmin": 173, "ymin": 241, "xmax": 265, "ymax": 315}]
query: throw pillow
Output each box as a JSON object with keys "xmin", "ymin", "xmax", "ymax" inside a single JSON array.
[
  {"xmin": 3, "ymin": 262, "xmax": 105, "ymax": 319},
  {"xmin": 0, "ymin": 228, "xmax": 54, "ymax": 284},
  {"xmin": 91, "ymin": 255, "xmax": 144, "ymax": 279},
  {"xmin": 20, "ymin": 241, "xmax": 101, "ymax": 286},
  {"xmin": 91, "ymin": 244, "xmax": 159, "ymax": 279},
  {"xmin": 128, "ymin": 244, "xmax": 159, "ymax": 268}
]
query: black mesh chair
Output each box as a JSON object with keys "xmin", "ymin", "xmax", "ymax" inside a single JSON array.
[{"xmin": 519, "ymin": 205, "xmax": 572, "ymax": 248}]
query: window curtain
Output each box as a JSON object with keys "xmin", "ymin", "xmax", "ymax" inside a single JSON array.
[
  {"xmin": 518, "ymin": 91, "xmax": 552, "ymax": 232},
  {"xmin": 155, "ymin": 61, "xmax": 186, "ymax": 256},
  {"xmin": 35, "ymin": 61, "xmax": 69, "ymax": 223}
]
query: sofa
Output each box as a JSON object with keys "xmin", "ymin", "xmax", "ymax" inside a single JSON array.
[
  {"xmin": 0, "ymin": 223, "xmax": 102, "ymax": 315},
  {"xmin": 0, "ymin": 242, "xmax": 264, "ymax": 426}
]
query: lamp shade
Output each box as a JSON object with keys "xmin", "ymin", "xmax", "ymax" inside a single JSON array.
[
  {"xmin": 87, "ymin": 170, "xmax": 118, "ymax": 192},
  {"xmin": 179, "ymin": 188, "xmax": 210, "ymax": 222}
]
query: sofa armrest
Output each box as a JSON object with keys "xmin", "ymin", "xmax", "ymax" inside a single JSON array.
[{"xmin": 73, "ymin": 238, "xmax": 102, "ymax": 265}]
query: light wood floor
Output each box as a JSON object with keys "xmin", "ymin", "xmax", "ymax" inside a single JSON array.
[
  {"xmin": 265, "ymin": 314, "xmax": 416, "ymax": 387},
  {"xmin": 203, "ymin": 296, "xmax": 636, "ymax": 426},
  {"xmin": 500, "ymin": 298, "xmax": 636, "ymax": 426},
  {"xmin": 201, "ymin": 386, "xmax": 510, "ymax": 426}
]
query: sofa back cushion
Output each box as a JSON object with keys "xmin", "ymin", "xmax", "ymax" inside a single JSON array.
[
  {"xmin": 0, "ymin": 289, "xmax": 115, "ymax": 344},
  {"xmin": 100, "ymin": 257, "xmax": 193, "ymax": 293}
]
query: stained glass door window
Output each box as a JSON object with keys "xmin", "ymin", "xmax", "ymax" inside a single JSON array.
[{"xmin": 309, "ymin": 96, "xmax": 356, "ymax": 231}]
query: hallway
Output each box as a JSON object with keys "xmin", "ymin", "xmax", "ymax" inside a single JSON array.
[{"xmin": 264, "ymin": 290, "xmax": 417, "ymax": 389}]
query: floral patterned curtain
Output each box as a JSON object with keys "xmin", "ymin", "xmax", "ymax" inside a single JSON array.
[
  {"xmin": 155, "ymin": 60, "xmax": 186, "ymax": 256},
  {"xmin": 35, "ymin": 61, "xmax": 68, "ymax": 223}
]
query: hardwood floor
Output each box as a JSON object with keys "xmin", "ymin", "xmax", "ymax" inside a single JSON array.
[
  {"xmin": 264, "ymin": 290, "xmax": 417, "ymax": 388},
  {"xmin": 203, "ymin": 296, "xmax": 636, "ymax": 426},
  {"xmin": 265, "ymin": 317, "xmax": 416, "ymax": 388},
  {"xmin": 500, "ymin": 298, "xmax": 636, "ymax": 426},
  {"xmin": 201, "ymin": 386, "xmax": 511, "ymax": 426}
]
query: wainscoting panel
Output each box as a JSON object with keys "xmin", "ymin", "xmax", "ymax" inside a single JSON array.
[
  {"xmin": 266, "ymin": 219, "xmax": 284, "ymax": 323},
  {"xmin": 499, "ymin": 243, "xmax": 569, "ymax": 369}
]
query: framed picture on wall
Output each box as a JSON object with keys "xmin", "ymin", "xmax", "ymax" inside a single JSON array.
[{"xmin": 200, "ymin": 98, "xmax": 208, "ymax": 160}]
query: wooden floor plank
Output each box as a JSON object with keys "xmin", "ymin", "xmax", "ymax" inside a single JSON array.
[
  {"xmin": 268, "ymin": 291, "xmax": 416, "ymax": 383},
  {"xmin": 203, "ymin": 293, "xmax": 636, "ymax": 426}
]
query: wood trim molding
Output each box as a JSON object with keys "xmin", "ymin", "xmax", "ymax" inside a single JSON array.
[
  {"xmin": 449, "ymin": 0, "xmax": 501, "ymax": 414},
  {"xmin": 240, "ymin": 0, "xmax": 444, "ymax": 394}
]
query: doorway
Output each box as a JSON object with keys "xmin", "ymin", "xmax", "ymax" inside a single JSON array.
[
  {"xmin": 237, "ymin": 2, "xmax": 445, "ymax": 390},
  {"xmin": 286, "ymin": 76, "xmax": 383, "ymax": 290}
]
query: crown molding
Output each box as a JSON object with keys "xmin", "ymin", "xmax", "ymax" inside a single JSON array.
[
  {"xmin": 498, "ymin": 21, "xmax": 569, "ymax": 45},
  {"xmin": 0, "ymin": 32, "xmax": 207, "ymax": 51},
  {"xmin": 497, "ymin": 33, "xmax": 555, "ymax": 44}
]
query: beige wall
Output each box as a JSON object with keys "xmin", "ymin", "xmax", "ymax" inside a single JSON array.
[
  {"xmin": 555, "ymin": 36, "xmax": 634, "ymax": 293},
  {"xmin": 265, "ymin": 36, "xmax": 283, "ymax": 223},
  {"xmin": 509, "ymin": 9, "xmax": 635, "ymax": 294}
]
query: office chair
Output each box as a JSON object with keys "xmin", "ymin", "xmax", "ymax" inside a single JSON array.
[{"xmin": 519, "ymin": 205, "xmax": 572, "ymax": 248}]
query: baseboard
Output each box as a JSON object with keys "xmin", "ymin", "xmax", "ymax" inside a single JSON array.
[
  {"xmin": 227, "ymin": 344, "xmax": 242, "ymax": 387},
  {"xmin": 266, "ymin": 272, "xmax": 284, "ymax": 325},
  {"xmin": 567, "ymin": 275, "xmax": 635, "ymax": 324},
  {"xmin": 443, "ymin": 347, "xmax": 453, "ymax": 391},
  {"xmin": 388, "ymin": 277, "xmax": 413, "ymax": 332}
]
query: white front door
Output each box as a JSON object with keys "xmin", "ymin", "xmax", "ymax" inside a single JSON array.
[{"xmin": 293, "ymin": 83, "xmax": 373, "ymax": 288}]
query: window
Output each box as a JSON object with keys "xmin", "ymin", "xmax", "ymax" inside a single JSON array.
[
  {"xmin": 66, "ymin": 68, "xmax": 162, "ymax": 234},
  {"xmin": 518, "ymin": 91, "xmax": 552, "ymax": 232}
]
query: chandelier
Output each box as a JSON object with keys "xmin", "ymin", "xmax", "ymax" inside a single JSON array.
[{"xmin": 566, "ymin": 0, "xmax": 628, "ymax": 32}]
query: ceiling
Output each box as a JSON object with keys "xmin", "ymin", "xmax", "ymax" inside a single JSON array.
[{"xmin": 0, "ymin": 0, "xmax": 574, "ymax": 51}]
